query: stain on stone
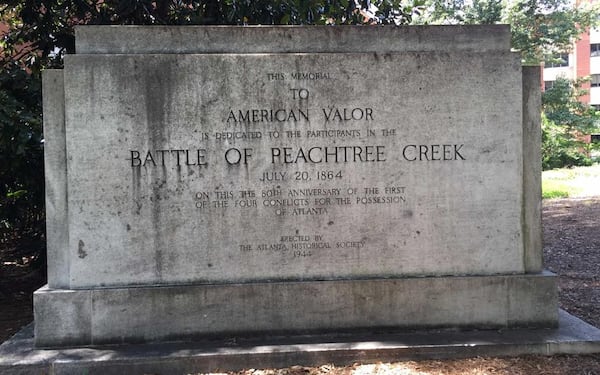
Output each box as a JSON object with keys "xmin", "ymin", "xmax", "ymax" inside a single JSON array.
[
  {"xmin": 155, "ymin": 248, "xmax": 164, "ymax": 279},
  {"xmin": 403, "ymin": 210, "xmax": 414, "ymax": 218},
  {"xmin": 126, "ymin": 224, "xmax": 131, "ymax": 231},
  {"xmin": 328, "ymin": 221, "xmax": 334, "ymax": 226},
  {"xmin": 78, "ymin": 240, "xmax": 87, "ymax": 259},
  {"xmin": 134, "ymin": 200, "xmax": 142, "ymax": 215}
]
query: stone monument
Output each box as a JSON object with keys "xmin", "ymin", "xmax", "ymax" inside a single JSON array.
[{"xmin": 36, "ymin": 25, "xmax": 556, "ymax": 348}]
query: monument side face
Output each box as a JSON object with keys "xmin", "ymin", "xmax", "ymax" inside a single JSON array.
[
  {"xmin": 522, "ymin": 66, "xmax": 543, "ymax": 272},
  {"xmin": 63, "ymin": 50, "xmax": 523, "ymax": 288},
  {"xmin": 43, "ymin": 70, "xmax": 70, "ymax": 289}
]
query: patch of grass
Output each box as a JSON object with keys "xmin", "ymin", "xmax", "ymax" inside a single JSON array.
[
  {"xmin": 542, "ymin": 164, "xmax": 600, "ymax": 199},
  {"xmin": 542, "ymin": 179, "xmax": 573, "ymax": 199}
]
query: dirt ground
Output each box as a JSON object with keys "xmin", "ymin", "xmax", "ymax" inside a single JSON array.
[
  {"xmin": 1, "ymin": 197, "xmax": 599, "ymax": 374},
  {"xmin": 543, "ymin": 198, "xmax": 600, "ymax": 328},
  {"xmin": 0, "ymin": 237, "xmax": 44, "ymax": 343}
]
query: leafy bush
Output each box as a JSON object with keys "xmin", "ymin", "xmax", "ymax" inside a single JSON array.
[
  {"xmin": 0, "ymin": 63, "xmax": 44, "ymax": 248},
  {"xmin": 542, "ymin": 78, "xmax": 599, "ymax": 170},
  {"xmin": 542, "ymin": 119, "xmax": 593, "ymax": 169},
  {"xmin": 542, "ymin": 184, "xmax": 571, "ymax": 199}
]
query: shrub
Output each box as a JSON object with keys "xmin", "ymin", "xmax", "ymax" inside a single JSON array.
[{"xmin": 0, "ymin": 63, "xmax": 45, "ymax": 253}]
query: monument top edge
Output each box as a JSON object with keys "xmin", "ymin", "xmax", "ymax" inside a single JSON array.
[{"xmin": 75, "ymin": 24, "xmax": 510, "ymax": 54}]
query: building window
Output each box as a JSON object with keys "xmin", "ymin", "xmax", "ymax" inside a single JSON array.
[
  {"xmin": 592, "ymin": 44, "xmax": 600, "ymax": 57},
  {"xmin": 592, "ymin": 74, "xmax": 600, "ymax": 87},
  {"xmin": 544, "ymin": 80, "xmax": 555, "ymax": 90},
  {"xmin": 545, "ymin": 54, "xmax": 569, "ymax": 68}
]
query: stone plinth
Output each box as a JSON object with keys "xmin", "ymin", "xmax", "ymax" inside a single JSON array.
[{"xmin": 36, "ymin": 25, "xmax": 555, "ymax": 348}]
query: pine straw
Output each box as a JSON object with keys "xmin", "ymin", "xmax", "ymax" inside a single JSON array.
[{"xmin": 219, "ymin": 355, "xmax": 600, "ymax": 375}]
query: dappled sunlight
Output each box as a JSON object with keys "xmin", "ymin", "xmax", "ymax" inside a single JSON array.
[
  {"xmin": 353, "ymin": 363, "xmax": 427, "ymax": 375},
  {"xmin": 198, "ymin": 355, "xmax": 600, "ymax": 375},
  {"xmin": 543, "ymin": 165, "xmax": 600, "ymax": 199},
  {"xmin": 351, "ymin": 360, "xmax": 514, "ymax": 375},
  {"xmin": 351, "ymin": 356, "xmax": 600, "ymax": 375},
  {"xmin": 543, "ymin": 198, "xmax": 600, "ymax": 226}
]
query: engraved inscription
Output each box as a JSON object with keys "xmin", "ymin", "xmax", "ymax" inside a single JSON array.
[{"xmin": 128, "ymin": 67, "xmax": 467, "ymax": 262}]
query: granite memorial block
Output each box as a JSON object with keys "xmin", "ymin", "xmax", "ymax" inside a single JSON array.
[{"xmin": 35, "ymin": 25, "xmax": 556, "ymax": 347}]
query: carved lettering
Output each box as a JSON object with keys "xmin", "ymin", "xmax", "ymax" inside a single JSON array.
[
  {"xmin": 226, "ymin": 108, "xmax": 309, "ymax": 123},
  {"xmin": 402, "ymin": 144, "xmax": 465, "ymax": 161},
  {"xmin": 130, "ymin": 149, "xmax": 208, "ymax": 167},
  {"xmin": 271, "ymin": 145, "xmax": 385, "ymax": 164},
  {"xmin": 322, "ymin": 107, "xmax": 373, "ymax": 121}
]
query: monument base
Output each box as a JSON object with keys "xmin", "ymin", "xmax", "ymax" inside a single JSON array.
[
  {"xmin": 34, "ymin": 272, "xmax": 557, "ymax": 348},
  {"xmin": 2, "ymin": 310, "xmax": 600, "ymax": 375}
]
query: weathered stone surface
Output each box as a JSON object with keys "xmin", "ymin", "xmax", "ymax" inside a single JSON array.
[
  {"xmin": 522, "ymin": 66, "xmax": 543, "ymax": 272},
  {"xmin": 62, "ymin": 50, "xmax": 523, "ymax": 288},
  {"xmin": 34, "ymin": 26, "xmax": 557, "ymax": 349},
  {"xmin": 42, "ymin": 70, "xmax": 69, "ymax": 289},
  {"xmin": 75, "ymin": 25, "xmax": 511, "ymax": 54},
  {"xmin": 34, "ymin": 272, "xmax": 557, "ymax": 347},
  {"xmin": 5, "ymin": 310, "xmax": 600, "ymax": 375},
  {"xmin": 34, "ymin": 288, "xmax": 91, "ymax": 347}
]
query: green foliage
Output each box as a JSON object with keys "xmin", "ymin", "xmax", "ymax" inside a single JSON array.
[
  {"xmin": 541, "ymin": 164, "xmax": 600, "ymax": 198},
  {"xmin": 421, "ymin": 0, "xmax": 503, "ymax": 25},
  {"xmin": 0, "ymin": 62, "xmax": 44, "ymax": 242},
  {"xmin": 507, "ymin": 0, "xmax": 600, "ymax": 65},
  {"xmin": 419, "ymin": 0, "xmax": 600, "ymax": 65},
  {"xmin": 0, "ymin": 0, "xmax": 421, "ymax": 72},
  {"xmin": 541, "ymin": 179, "xmax": 571, "ymax": 199},
  {"xmin": 542, "ymin": 78, "xmax": 598, "ymax": 170},
  {"xmin": 464, "ymin": 0, "xmax": 502, "ymax": 24}
]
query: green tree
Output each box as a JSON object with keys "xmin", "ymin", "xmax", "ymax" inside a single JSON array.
[
  {"xmin": 1, "ymin": 0, "xmax": 423, "ymax": 73},
  {"xmin": 542, "ymin": 77, "xmax": 598, "ymax": 169},
  {"xmin": 422, "ymin": 0, "xmax": 503, "ymax": 25},
  {"xmin": 419, "ymin": 0, "xmax": 600, "ymax": 65},
  {"xmin": 508, "ymin": 0, "xmax": 600, "ymax": 65},
  {"xmin": 0, "ymin": 62, "xmax": 43, "ymax": 245}
]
